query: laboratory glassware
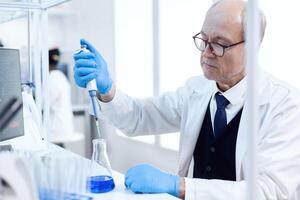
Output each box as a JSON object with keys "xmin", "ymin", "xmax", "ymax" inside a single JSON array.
[{"xmin": 87, "ymin": 139, "xmax": 115, "ymax": 193}]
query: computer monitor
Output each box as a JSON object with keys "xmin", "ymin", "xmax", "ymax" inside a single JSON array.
[{"xmin": 0, "ymin": 48, "xmax": 24, "ymax": 141}]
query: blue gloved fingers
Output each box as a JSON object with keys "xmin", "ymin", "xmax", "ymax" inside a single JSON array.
[
  {"xmin": 73, "ymin": 67, "xmax": 96, "ymax": 88},
  {"xmin": 125, "ymin": 178, "xmax": 134, "ymax": 190},
  {"xmin": 124, "ymin": 169, "xmax": 134, "ymax": 188},
  {"xmin": 124, "ymin": 181, "xmax": 128, "ymax": 189},
  {"xmin": 125, "ymin": 178, "xmax": 144, "ymax": 194},
  {"xmin": 74, "ymin": 72, "xmax": 97, "ymax": 88},
  {"xmin": 80, "ymin": 38, "xmax": 97, "ymax": 54},
  {"xmin": 123, "ymin": 164, "xmax": 181, "ymax": 197},
  {"xmin": 124, "ymin": 164, "xmax": 150, "ymax": 194},
  {"xmin": 130, "ymin": 183, "xmax": 143, "ymax": 194},
  {"xmin": 80, "ymin": 73, "xmax": 97, "ymax": 84},
  {"xmin": 80, "ymin": 38, "xmax": 106, "ymax": 62},
  {"xmin": 125, "ymin": 167, "xmax": 135, "ymax": 178},
  {"xmin": 73, "ymin": 51, "xmax": 95, "ymax": 61},
  {"xmin": 74, "ymin": 72, "xmax": 87, "ymax": 88},
  {"xmin": 124, "ymin": 165, "xmax": 138, "ymax": 184},
  {"xmin": 124, "ymin": 179, "xmax": 131, "ymax": 189},
  {"xmin": 74, "ymin": 59, "xmax": 97, "ymax": 69},
  {"xmin": 74, "ymin": 39, "xmax": 112, "ymax": 94},
  {"xmin": 75, "ymin": 68, "xmax": 98, "ymax": 77},
  {"xmin": 124, "ymin": 173, "xmax": 129, "ymax": 188}
]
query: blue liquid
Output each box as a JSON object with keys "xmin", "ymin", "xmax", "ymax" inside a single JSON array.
[
  {"xmin": 39, "ymin": 188, "xmax": 93, "ymax": 200},
  {"xmin": 86, "ymin": 175, "xmax": 115, "ymax": 193}
]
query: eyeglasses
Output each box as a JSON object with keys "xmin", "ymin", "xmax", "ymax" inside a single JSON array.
[{"xmin": 192, "ymin": 32, "xmax": 245, "ymax": 57}]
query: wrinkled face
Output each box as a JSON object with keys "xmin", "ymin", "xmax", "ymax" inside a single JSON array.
[{"xmin": 200, "ymin": 7, "xmax": 245, "ymax": 86}]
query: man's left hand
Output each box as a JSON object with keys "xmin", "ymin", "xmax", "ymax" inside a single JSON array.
[{"xmin": 124, "ymin": 164, "xmax": 180, "ymax": 197}]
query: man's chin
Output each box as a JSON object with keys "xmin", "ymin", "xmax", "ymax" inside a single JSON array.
[{"xmin": 202, "ymin": 70, "xmax": 217, "ymax": 81}]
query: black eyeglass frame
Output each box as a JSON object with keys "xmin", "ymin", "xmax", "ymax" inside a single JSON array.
[{"xmin": 192, "ymin": 32, "xmax": 245, "ymax": 57}]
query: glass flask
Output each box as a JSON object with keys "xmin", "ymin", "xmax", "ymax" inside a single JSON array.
[{"xmin": 86, "ymin": 139, "xmax": 115, "ymax": 193}]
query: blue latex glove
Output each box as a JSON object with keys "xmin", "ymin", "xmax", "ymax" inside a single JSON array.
[
  {"xmin": 124, "ymin": 164, "xmax": 180, "ymax": 197},
  {"xmin": 73, "ymin": 38, "xmax": 112, "ymax": 95}
]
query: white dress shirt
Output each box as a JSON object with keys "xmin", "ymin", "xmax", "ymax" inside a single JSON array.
[{"xmin": 210, "ymin": 77, "xmax": 246, "ymax": 131}]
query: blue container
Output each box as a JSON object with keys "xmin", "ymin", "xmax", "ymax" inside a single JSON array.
[
  {"xmin": 86, "ymin": 175, "xmax": 115, "ymax": 193},
  {"xmin": 39, "ymin": 188, "xmax": 93, "ymax": 200}
]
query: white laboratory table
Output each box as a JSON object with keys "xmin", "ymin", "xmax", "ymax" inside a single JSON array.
[
  {"xmin": 89, "ymin": 170, "xmax": 179, "ymax": 200},
  {"xmin": 44, "ymin": 143, "xmax": 180, "ymax": 200}
]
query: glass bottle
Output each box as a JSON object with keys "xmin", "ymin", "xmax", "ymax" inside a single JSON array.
[{"xmin": 86, "ymin": 139, "xmax": 115, "ymax": 193}]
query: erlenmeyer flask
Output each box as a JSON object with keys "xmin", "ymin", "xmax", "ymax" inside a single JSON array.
[{"xmin": 86, "ymin": 139, "xmax": 115, "ymax": 193}]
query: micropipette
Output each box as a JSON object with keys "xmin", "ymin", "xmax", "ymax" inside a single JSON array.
[{"xmin": 76, "ymin": 45, "xmax": 102, "ymax": 138}]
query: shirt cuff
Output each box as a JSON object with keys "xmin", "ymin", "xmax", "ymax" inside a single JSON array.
[{"xmin": 184, "ymin": 177, "xmax": 196, "ymax": 200}]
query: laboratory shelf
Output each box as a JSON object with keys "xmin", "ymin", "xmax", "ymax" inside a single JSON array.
[
  {"xmin": 0, "ymin": 0, "xmax": 70, "ymax": 10},
  {"xmin": 0, "ymin": 9, "xmax": 26, "ymax": 24},
  {"xmin": 0, "ymin": 0, "xmax": 72, "ymax": 24}
]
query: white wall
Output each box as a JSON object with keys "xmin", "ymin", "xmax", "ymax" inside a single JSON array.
[{"xmin": 259, "ymin": 0, "xmax": 300, "ymax": 87}]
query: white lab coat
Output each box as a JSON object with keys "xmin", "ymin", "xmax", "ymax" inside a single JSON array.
[
  {"xmin": 99, "ymin": 71, "xmax": 300, "ymax": 200},
  {"xmin": 48, "ymin": 70, "xmax": 74, "ymax": 139}
]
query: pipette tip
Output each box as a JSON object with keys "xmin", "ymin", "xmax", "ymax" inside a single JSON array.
[{"xmin": 95, "ymin": 119, "xmax": 102, "ymax": 139}]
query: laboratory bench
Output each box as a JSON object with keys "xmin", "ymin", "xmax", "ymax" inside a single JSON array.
[
  {"xmin": 92, "ymin": 170, "xmax": 180, "ymax": 200},
  {"xmin": 40, "ymin": 143, "xmax": 180, "ymax": 200}
]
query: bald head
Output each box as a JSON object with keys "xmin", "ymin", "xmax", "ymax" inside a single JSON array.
[{"xmin": 208, "ymin": 0, "xmax": 266, "ymax": 43}]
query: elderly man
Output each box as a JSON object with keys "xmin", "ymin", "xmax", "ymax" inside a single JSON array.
[{"xmin": 73, "ymin": 0, "xmax": 300, "ymax": 199}]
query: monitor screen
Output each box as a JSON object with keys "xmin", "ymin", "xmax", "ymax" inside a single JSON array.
[{"xmin": 0, "ymin": 48, "xmax": 24, "ymax": 141}]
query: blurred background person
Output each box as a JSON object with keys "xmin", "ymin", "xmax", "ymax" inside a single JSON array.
[{"xmin": 48, "ymin": 48, "xmax": 74, "ymax": 147}]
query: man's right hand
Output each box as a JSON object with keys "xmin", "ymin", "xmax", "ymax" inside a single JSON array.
[{"xmin": 73, "ymin": 38, "xmax": 113, "ymax": 95}]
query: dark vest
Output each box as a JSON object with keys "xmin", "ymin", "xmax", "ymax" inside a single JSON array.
[{"xmin": 193, "ymin": 104, "xmax": 243, "ymax": 181}]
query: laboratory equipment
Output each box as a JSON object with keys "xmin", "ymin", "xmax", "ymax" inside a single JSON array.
[
  {"xmin": 20, "ymin": 151, "xmax": 92, "ymax": 200},
  {"xmin": 0, "ymin": 48, "xmax": 24, "ymax": 141},
  {"xmin": 0, "ymin": 149, "xmax": 95, "ymax": 200},
  {"xmin": 36, "ymin": 156, "xmax": 90, "ymax": 199},
  {"xmin": 0, "ymin": 48, "xmax": 45, "ymax": 151},
  {"xmin": 0, "ymin": 152, "xmax": 38, "ymax": 200},
  {"xmin": 87, "ymin": 139, "xmax": 115, "ymax": 193},
  {"xmin": 0, "ymin": 97, "xmax": 23, "ymax": 131},
  {"xmin": 75, "ymin": 45, "xmax": 102, "ymax": 139}
]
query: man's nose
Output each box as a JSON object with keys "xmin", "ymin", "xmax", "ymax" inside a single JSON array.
[{"xmin": 202, "ymin": 44, "xmax": 215, "ymax": 57}]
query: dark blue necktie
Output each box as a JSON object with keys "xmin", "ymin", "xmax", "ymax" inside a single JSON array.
[{"xmin": 214, "ymin": 92, "xmax": 230, "ymax": 138}]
